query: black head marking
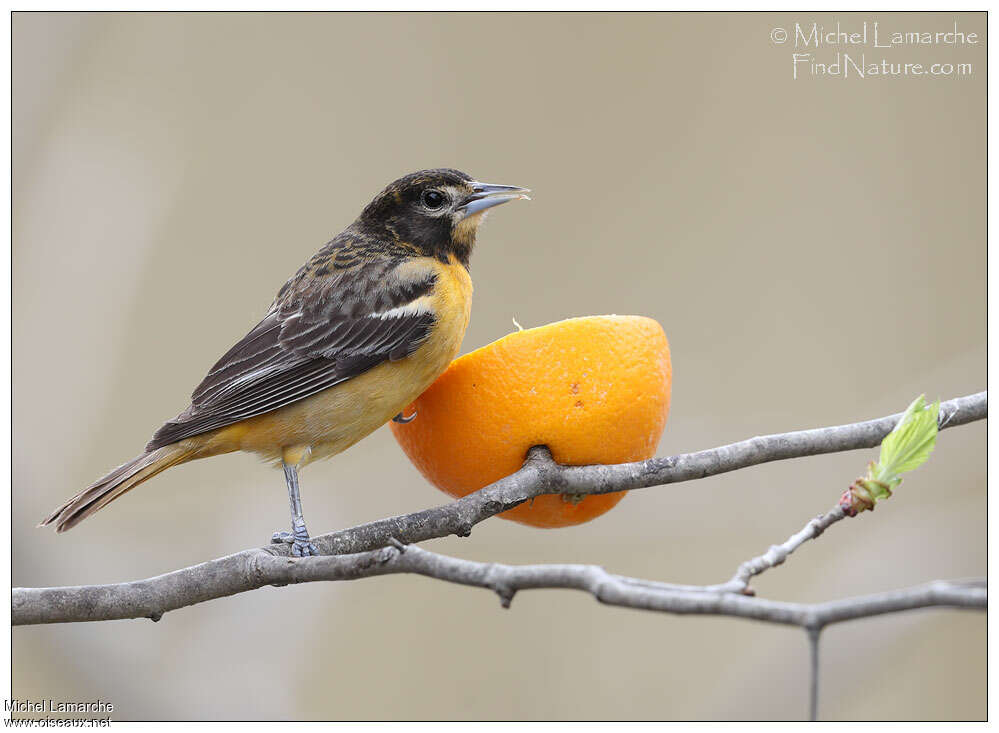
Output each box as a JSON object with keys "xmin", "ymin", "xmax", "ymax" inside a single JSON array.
[{"xmin": 353, "ymin": 169, "xmax": 479, "ymax": 266}]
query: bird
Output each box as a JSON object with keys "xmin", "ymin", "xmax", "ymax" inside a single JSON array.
[{"xmin": 40, "ymin": 168, "xmax": 530, "ymax": 556}]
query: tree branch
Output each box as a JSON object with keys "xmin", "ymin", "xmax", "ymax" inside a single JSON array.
[
  {"xmin": 12, "ymin": 542, "xmax": 986, "ymax": 627},
  {"xmin": 287, "ymin": 390, "xmax": 987, "ymax": 557},
  {"xmin": 12, "ymin": 391, "xmax": 986, "ymax": 626}
]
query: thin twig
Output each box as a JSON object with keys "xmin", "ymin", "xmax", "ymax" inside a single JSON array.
[
  {"xmin": 709, "ymin": 506, "xmax": 848, "ymax": 594},
  {"xmin": 808, "ymin": 627, "xmax": 821, "ymax": 721}
]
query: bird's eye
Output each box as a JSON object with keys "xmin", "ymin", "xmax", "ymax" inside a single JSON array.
[{"xmin": 421, "ymin": 189, "xmax": 447, "ymax": 210}]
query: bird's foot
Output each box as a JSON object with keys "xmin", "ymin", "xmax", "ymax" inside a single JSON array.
[
  {"xmin": 270, "ymin": 522, "xmax": 319, "ymax": 557},
  {"xmin": 392, "ymin": 409, "xmax": 417, "ymax": 424}
]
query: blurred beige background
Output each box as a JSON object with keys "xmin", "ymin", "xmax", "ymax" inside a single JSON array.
[{"xmin": 13, "ymin": 12, "xmax": 985, "ymax": 721}]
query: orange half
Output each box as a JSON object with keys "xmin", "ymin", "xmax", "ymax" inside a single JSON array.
[{"xmin": 390, "ymin": 315, "xmax": 672, "ymax": 528}]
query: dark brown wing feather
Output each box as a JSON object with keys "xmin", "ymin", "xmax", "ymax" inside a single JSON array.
[{"xmin": 147, "ymin": 245, "xmax": 437, "ymax": 451}]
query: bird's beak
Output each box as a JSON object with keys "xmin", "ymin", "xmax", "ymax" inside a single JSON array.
[{"xmin": 460, "ymin": 182, "xmax": 531, "ymax": 219}]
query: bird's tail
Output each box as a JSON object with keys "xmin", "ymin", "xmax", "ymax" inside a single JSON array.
[{"xmin": 39, "ymin": 444, "xmax": 192, "ymax": 533}]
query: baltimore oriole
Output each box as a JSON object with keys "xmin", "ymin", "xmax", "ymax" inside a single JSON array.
[{"xmin": 41, "ymin": 169, "xmax": 529, "ymax": 555}]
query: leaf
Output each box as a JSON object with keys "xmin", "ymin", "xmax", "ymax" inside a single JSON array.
[
  {"xmin": 875, "ymin": 395, "xmax": 940, "ymax": 485},
  {"xmin": 842, "ymin": 395, "xmax": 943, "ymax": 515}
]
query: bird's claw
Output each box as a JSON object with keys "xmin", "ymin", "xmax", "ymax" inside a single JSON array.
[
  {"xmin": 292, "ymin": 539, "xmax": 319, "ymax": 557},
  {"xmin": 270, "ymin": 529, "xmax": 319, "ymax": 557},
  {"xmin": 392, "ymin": 409, "xmax": 417, "ymax": 424}
]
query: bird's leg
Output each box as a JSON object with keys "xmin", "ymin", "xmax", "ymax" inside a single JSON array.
[
  {"xmin": 392, "ymin": 408, "xmax": 417, "ymax": 424},
  {"xmin": 270, "ymin": 461, "xmax": 319, "ymax": 557}
]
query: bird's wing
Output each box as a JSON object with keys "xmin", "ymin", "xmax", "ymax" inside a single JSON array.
[{"xmin": 146, "ymin": 254, "xmax": 438, "ymax": 450}]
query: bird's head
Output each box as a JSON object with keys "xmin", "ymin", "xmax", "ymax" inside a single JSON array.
[{"xmin": 355, "ymin": 168, "xmax": 530, "ymax": 266}]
